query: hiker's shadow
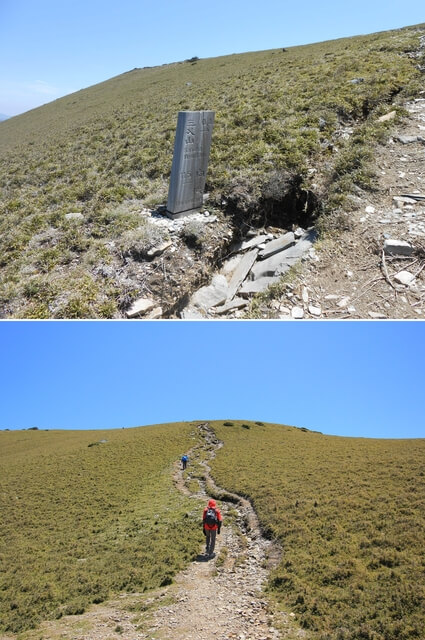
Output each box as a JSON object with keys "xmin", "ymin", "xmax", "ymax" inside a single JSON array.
[{"xmin": 195, "ymin": 553, "xmax": 211, "ymax": 563}]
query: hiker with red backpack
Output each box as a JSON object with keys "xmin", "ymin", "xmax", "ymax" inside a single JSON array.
[{"xmin": 202, "ymin": 499, "xmax": 222, "ymax": 558}]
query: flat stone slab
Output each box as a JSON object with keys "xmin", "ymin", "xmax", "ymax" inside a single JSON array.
[
  {"xmin": 397, "ymin": 135, "xmax": 420, "ymax": 144},
  {"xmin": 258, "ymin": 232, "xmax": 295, "ymax": 260},
  {"xmin": 126, "ymin": 297, "xmax": 156, "ymax": 318},
  {"xmin": 211, "ymin": 297, "xmax": 248, "ymax": 315},
  {"xmin": 400, "ymin": 193, "xmax": 425, "ymax": 201},
  {"xmin": 251, "ymin": 237, "xmax": 313, "ymax": 280},
  {"xmin": 239, "ymin": 276, "xmax": 281, "ymax": 298},
  {"xmin": 393, "ymin": 196, "xmax": 419, "ymax": 205},
  {"xmin": 383, "ymin": 239, "xmax": 414, "ymax": 256},
  {"xmin": 226, "ymin": 248, "xmax": 259, "ymax": 301},
  {"xmin": 239, "ymin": 234, "xmax": 271, "ymax": 251},
  {"xmin": 191, "ymin": 274, "xmax": 229, "ymax": 311}
]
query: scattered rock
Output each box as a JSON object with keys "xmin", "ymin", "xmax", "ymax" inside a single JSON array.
[
  {"xmin": 397, "ymin": 135, "xmax": 421, "ymax": 144},
  {"xmin": 393, "ymin": 196, "xmax": 419, "ymax": 205},
  {"xmin": 258, "ymin": 232, "xmax": 295, "ymax": 260},
  {"xmin": 239, "ymin": 235, "xmax": 272, "ymax": 251},
  {"xmin": 65, "ymin": 212, "xmax": 84, "ymax": 221},
  {"xmin": 126, "ymin": 297, "xmax": 156, "ymax": 318},
  {"xmin": 383, "ymin": 239, "xmax": 414, "ymax": 256},
  {"xmin": 378, "ymin": 111, "xmax": 397, "ymax": 122},
  {"xmin": 394, "ymin": 270, "xmax": 415, "ymax": 286},
  {"xmin": 146, "ymin": 240, "xmax": 173, "ymax": 259},
  {"xmin": 337, "ymin": 297, "xmax": 350, "ymax": 308},
  {"xmin": 308, "ymin": 304, "xmax": 322, "ymax": 317},
  {"xmin": 291, "ymin": 306, "xmax": 304, "ymax": 319},
  {"xmin": 146, "ymin": 306, "xmax": 163, "ymax": 319}
]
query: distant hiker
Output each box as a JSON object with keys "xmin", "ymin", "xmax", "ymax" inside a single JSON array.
[
  {"xmin": 181, "ymin": 454, "xmax": 188, "ymax": 470},
  {"xmin": 202, "ymin": 499, "xmax": 222, "ymax": 557}
]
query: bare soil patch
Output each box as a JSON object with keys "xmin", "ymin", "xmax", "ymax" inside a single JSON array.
[{"xmin": 253, "ymin": 97, "xmax": 425, "ymax": 319}]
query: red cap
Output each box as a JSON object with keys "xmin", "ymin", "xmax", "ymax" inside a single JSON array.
[{"xmin": 208, "ymin": 499, "xmax": 216, "ymax": 508}]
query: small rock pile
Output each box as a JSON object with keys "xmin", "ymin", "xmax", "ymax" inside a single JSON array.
[{"xmin": 181, "ymin": 228, "xmax": 317, "ymax": 318}]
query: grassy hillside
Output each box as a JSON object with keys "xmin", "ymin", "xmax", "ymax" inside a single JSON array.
[
  {"xmin": 0, "ymin": 24, "xmax": 424, "ymax": 318},
  {"xmin": 2, "ymin": 421, "xmax": 425, "ymax": 639},
  {"xmin": 0, "ymin": 423, "xmax": 203, "ymax": 633},
  {"xmin": 209, "ymin": 421, "xmax": 425, "ymax": 640}
]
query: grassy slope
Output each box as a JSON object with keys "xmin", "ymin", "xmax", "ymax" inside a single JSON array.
[
  {"xmin": 209, "ymin": 421, "xmax": 425, "ymax": 640},
  {"xmin": 2, "ymin": 421, "xmax": 425, "ymax": 639},
  {"xmin": 0, "ymin": 24, "xmax": 424, "ymax": 318},
  {"xmin": 0, "ymin": 423, "xmax": 203, "ymax": 633}
]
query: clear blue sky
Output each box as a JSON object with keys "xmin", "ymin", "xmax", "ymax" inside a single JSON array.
[
  {"xmin": 0, "ymin": 321, "xmax": 423, "ymax": 439},
  {"xmin": 1, "ymin": 0, "xmax": 424, "ymax": 116}
]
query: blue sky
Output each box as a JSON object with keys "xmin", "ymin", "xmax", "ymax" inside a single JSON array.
[
  {"xmin": 1, "ymin": 0, "xmax": 424, "ymax": 116},
  {"xmin": 0, "ymin": 321, "xmax": 424, "ymax": 439}
]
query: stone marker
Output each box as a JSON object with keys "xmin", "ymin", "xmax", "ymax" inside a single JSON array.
[{"xmin": 167, "ymin": 110, "xmax": 215, "ymax": 218}]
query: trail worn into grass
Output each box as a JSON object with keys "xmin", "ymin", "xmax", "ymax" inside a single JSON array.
[
  {"xmin": 3, "ymin": 423, "xmax": 304, "ymax": 640},
  {"xmin": 149, "ymin": 422, "xmax": 303, "ymax": 640}
]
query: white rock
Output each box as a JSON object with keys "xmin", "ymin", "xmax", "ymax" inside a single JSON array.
[
  {"xmin": 378, "ymin": 111, "xmax": 396, "ymax": 122},
  {"xmin": 337, "ymin": 296, "xmax": 350, "ymax": 308},
  {"xmin": 291, "ymin": 306, "xmax": 304, "ymax": 319},
  {"xmin": 394, "ymin": 270, "xmax": 415, "ymax": 286},
  {"xmin": 126, "ymin": 297, "xmax": 156, "ymax": 318},
  {"xmin": 65, "ymin": 212, "xmax": 84, "ymax": 221},
  {"xmin": 146, "ymin": 240, "xmax": 173, "ymax": 259},
  {"xmin": 368, "ymin": 311, "xmax": 387, "ymax": 319},
  {"xmin": 365, "ymin": 205, "xmax": 375, "ymax": 214},
  {"xmin": 279, "ymin": 305, "xmax": 291, "ymax": 315},
  {"xmin": 308, "ymin": 305, "xmax": 322, "ymax": 317},
  {"xmin": 302, "ymin": 287, "xmax": 309, "ymax": 304}
]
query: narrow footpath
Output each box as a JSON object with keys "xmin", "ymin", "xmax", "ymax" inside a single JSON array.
[{"xmin": 153, "ymin": 421, "xmax": 303, "ymax": 640}]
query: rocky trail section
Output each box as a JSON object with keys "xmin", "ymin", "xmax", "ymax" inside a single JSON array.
[
  {"xmin": 254, "ymin": 94, "xmax": 425, "ymax": 319},
  {"xmin": 6, "ymin": 424, "xmax": 305, "ymax": 640},
  {"xmin": 153, "ymin": 422, "xmax": 304, "ymax": 640},
  {"xmin": 128, "ymin": 92, "xmax": 425, "ymax": 320}
]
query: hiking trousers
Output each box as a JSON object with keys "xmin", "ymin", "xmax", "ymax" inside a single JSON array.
[{"xmin": 205, "ymin": 529, "xmax": 217, "ymax": 555}]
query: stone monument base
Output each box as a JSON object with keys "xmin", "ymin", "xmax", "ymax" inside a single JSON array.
[{"xmin": 166, "ymin": 208, "xmax": 202, "ymax": 220}]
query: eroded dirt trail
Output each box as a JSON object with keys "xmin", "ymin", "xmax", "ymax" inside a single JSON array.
[{"xmin": 153, "ymin": 422, "xmax": 300, "ymax": 640}]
